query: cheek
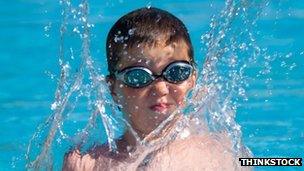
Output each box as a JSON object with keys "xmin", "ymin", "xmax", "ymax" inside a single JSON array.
[
  {"xmin": 170, "ymin": 82, "xmax": 192, "ymax": 105},
  {"xmin": 119, "ymin": 87, "xmax": 148, "ymax": 110}
]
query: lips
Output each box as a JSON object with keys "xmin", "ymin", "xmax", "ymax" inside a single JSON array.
[{"xmin": 149, "ymin": 103, "xmax": 172, "ymax": 113}]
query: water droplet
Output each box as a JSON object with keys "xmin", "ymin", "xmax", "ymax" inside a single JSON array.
[
  {"xmin": 82, "ymin": 33, "xmax": 88, "ymax": 38},
  {"xmin": 180, "ymin": 129, "xmax": 190, "ymax": 139},
  {"xmin": 280, "ymin": 61, "xmax": 287, "ymax": 68},
  {"xmin": 146, "ymin": 2, "xmax": 152, "ymax": 9},
  {"xmin": 69, "ymin": 47, "xmax": 74, "ymax": 59},
  {"xmin": 114, "ymin": 35, "xmax": 124, "ymax": 43},
  {"xmin": 56, "ymin": 137, "xmax": 61, "ymax": 143},
  {"xmin": 44, "ymin": 22, "xmax": 51, "ymax": 37},
  {"xmin": 73, "ymin": 27, "xmax": 80, "ymax": 34},
  {"xmin": 228, "ymin": 56, "xmax": 237, "ymax": 67},
  {"xmin": 289, "ymin": 63, "xmax": 296, "ymax": 70},
  {"xmin": 71, "ymin": 8, "xmax": 76, "ymax": 14},
  {"xmin": 238, "ymin": 87, "xmax": 245, "ymax": 96},
  {"xmin": 45, "ymin": 71, "xmax": 56, "ymax": 80},
  {"xmin": 128, "ymin": 28, "xmax": 136, "ymax": 35},
  {"xmin": 80, "ymin": 17, "xmax": 86, "ymax": 22},
  {"xmin": 51, "ymin": 102, "xmax": 59, "ymax": 110},
  {"xmin": 126, "ymin": 146, "xmax": 132, "ymax": 152},
  {"xmin": 285, "ymin": 52, "xmax": 292, "ymax": 58},
  {"xmin": 100, "ymin": 105, "xmax": 105, "ymax": 113},
  {"xmin": 239, "ymin": 43, "xmax": 247, "ymax": 50}
]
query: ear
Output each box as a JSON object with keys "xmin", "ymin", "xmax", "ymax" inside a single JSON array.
[
  {"xmin": 190, "ymin": 70, "xmax": 208, "ymax": 101},
  {"xmin": 106, "ymin": 75, "xmax": 119, "ymax": 103},
  {"xmin": 189, "ymin": 69, "xmax": 197, "ymax": 89}
]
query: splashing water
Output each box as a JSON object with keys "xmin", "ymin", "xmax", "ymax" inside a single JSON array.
[
  {"xmin": 25, "ymin": 0, "xmax": 278, "ymax": 170},
  {"xmin": 191, "ymin": 0, "xmax": 267, "ymax": 152}
]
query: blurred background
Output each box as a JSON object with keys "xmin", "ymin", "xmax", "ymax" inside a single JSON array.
[{"xmin": 0, "ymin": 0, "xmax": 303, "ymax": 170}]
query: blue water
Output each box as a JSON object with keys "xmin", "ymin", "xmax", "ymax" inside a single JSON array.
[{"xmin": 0, "ymin": 0, "xmax": 303, "ymax": 170}]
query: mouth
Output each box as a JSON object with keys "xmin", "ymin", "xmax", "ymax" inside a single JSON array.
[{"xmin": 149, "ymin": 103, "xmax": 173, "ymax": 113}]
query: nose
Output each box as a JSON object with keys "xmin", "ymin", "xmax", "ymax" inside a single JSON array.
[{"xmin": 150, "ymin": 78, "xmax": 169, "ymax": 97}]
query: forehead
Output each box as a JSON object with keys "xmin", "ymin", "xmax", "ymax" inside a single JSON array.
[{"xmin": 116, "ymin": 40, "xmax": 191, "ymax": 72}]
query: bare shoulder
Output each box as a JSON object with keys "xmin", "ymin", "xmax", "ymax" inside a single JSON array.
[
  {"xmin": 188, "ymin": 134, "xmax": 251, "ymax": 170},
  {"xmin": 175, "ymin": 134, "xmax": 235, "ymax": 162},
  {"xmin": 149, "ymin": 134, "xmax": 244, "ymax": 170},
  {"xmin": 189, "ymin": 134, "xmax": 235, "ymax": 162},
  {"xmin": 187, "ymin": 133, "xmax": 233, "ymax": 154}
]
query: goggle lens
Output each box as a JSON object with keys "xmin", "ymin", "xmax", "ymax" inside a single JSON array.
[
  {"xmin": 164, "ymin": 64, "xmax": 192, "ymax": 83},
  {"xmin": 124, "ymin": 69, "xmax": 153, "ymax": 88}
]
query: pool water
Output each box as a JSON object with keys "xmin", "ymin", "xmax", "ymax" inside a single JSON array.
[{"xmin": 0, "ymin": 0, "xmax": 303, "ymax": 170}]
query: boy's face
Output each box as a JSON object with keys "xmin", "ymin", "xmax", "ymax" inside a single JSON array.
[{"xmin": 109, "ymin": 40, "xmax": 196, "ymax": 138}]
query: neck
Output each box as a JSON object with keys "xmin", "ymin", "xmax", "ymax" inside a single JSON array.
[{"xmin": 122, "ymin": 114, "xmax": 183, "ymax": 147}]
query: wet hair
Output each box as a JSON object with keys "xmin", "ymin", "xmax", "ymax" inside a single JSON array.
[{"xmin": 106, "ymin": 7, "xmax": 194, "ymax": 76}]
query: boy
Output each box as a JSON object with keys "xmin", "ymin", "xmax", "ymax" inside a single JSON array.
[{"xmin": 63, "ymin": 7, "xmax": 245, "ymax": 170}]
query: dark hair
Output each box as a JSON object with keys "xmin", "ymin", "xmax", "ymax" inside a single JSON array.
[{"xmin": 106, "ymin": 7, "xmax": 194, "ymax": 76}]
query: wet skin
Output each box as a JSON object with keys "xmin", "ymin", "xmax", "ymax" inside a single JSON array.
[
  {"xmin": 62, "ymin": 41, "xmax": 249, "ymax": 171},
  {"xmin": 108, "ymin": 40, "xmax": 196, "ymax": 140}
]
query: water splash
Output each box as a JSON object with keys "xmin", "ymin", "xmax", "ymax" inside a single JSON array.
[
  {"xmin": 25, "ymin": 0, "xmax": 277, "ymax": 169},
  {"xmin": 26, "ymin": 0, "xmax": 123, "ymax": 169},
  {"xmin": 187, "ymin": 1, "xmax": 268, "ymax": 156}
]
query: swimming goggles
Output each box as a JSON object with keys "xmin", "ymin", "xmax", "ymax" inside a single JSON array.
[{"xmin": 115, "ymin": 60, "xmax": 194, "ymax": 88}]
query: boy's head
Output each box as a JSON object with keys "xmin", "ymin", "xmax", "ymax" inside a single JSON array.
[
  {"xmin": 106, "ymin": 7, "xmax": 194, "ymax": 77},
  {"xmin": 106, "ymin": 7, "xmax": 196, "ymax": 138}
]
